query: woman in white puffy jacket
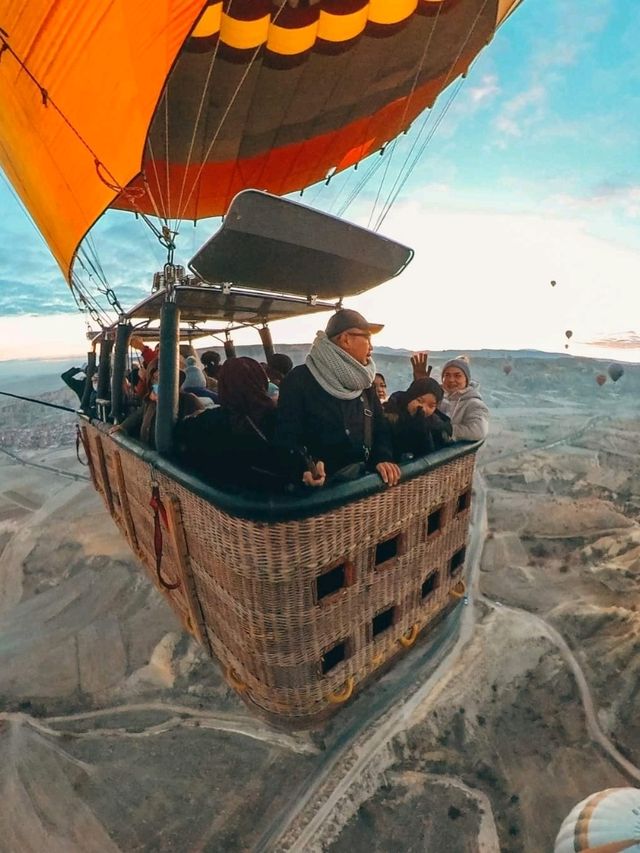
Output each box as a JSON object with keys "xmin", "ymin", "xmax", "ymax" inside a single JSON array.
[{"xmin": 438, "ymin": 358, "xmax": 489, "ymax": 442}]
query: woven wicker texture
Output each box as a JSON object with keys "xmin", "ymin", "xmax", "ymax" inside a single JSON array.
[{"xmin": 85, "ymin": 422, "xmax": 476, "ymax": 726}]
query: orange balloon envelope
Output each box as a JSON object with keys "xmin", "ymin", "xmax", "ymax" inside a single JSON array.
[
  {"xmin": 595, "ymin": 374, "xmax": 607, "ymax": 386},
  {"xmin": 0, "ymin": 0, "xmax": 524, "ymax": 282}
]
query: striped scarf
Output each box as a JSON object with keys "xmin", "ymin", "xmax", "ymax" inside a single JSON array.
[{"xmin": 306, "ymin": 331, "xmax": 376, "ymax": 400}]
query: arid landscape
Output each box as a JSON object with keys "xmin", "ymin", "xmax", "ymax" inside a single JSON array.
[{"xmin": 0, "ymin": 348, "xmax": 638, "ymax": 852}]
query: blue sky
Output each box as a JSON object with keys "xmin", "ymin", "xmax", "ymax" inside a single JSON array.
[{"xmin": 1, "ymin": 0, "xmax": 640, "ymax": 359}]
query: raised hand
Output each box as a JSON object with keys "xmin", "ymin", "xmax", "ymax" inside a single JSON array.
[{"xmin": 410, "ymin": 351, "xmax": 431, "ymax": 380}]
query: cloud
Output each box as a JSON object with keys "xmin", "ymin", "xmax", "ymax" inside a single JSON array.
[
  {"xmin": 548, "ymin": 182, "xmax": 640, "ymax": 219},
  {"xmin": 494, "ymin": 84, "xmax": 546, "ymax": 139},
  {"xmin": 467, "ymin": 74, "xmax": 500, "ymax": 104}
]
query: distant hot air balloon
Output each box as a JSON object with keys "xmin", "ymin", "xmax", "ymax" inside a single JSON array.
[
  {"xmin": 550, "ymin": 280, "xmax": 556, "ymax": 287},
  {"xmin": 608, "ymin": 363, "xmax": 624, "ymax": 382},
  {"xmin": 554, "ymin": 788, "xmax": 640, "ymax": 853},
  {"xmin": 564, "ymin": 344, "xmax": 569, "ymax": 350},
  {"xmin": 503, "ymin": 364, "xmax": 512, "ymax": 375},
  {"xmin": 596, "ymin": 374, "xmax": 607, "ymax": 386},
  {"xmin": 565, "ymin": 330, "xmax": 573, "ymax": 340}
]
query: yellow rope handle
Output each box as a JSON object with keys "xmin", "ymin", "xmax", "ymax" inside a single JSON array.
[
  {"xmin": 450, "ymin": 579, "xmax": 467, "ymax": 599},
  {"xmin": 328, "ymin": 676, "xmax": 355, "ymax": 704},
  {"xmin": 226, "ymin": 665, "xmax": 247, "ymax": 692},
  {"xmin": 399, "ymin": 623, "xmax": 419, "ymax": 648},
  {"xmin": 371, "ymin": 652, "xmax": 384, "ymax": 667}
]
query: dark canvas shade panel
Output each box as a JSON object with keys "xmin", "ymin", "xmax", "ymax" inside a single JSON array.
[{"xmin": 188, "ymin": 190, "xmax": 413, "ymax": 300}]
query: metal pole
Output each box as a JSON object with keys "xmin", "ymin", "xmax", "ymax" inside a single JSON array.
[
  {"xmin": 80, "ymin": 350, "xmax": 97, "ymax": 414},
  {"xmin": 95, "ymin": 337, "xmax": 113, "ymax": 421},
  {"xmin": 224, "ymin": 337, "xmax": 236, "ymax": 360},
  {"xmin": 155, "ymin": 300, "xmax": 180, "ymax": 454},
  {"xmin": 258, "ymin": 326, "xmax": 274, "ymax": 363},
  {"xmin": 111, "ymin": 321, "xmax": 132, "ymax": 423}
]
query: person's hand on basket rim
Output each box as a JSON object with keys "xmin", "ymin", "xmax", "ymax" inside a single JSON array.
[
  {"xmin": 302, "ymin": 460, "xmax": 326, "ymax": 488},
  {"xmin": 376, "ymin": 461, "xmax": 401, "ymax": 487}
]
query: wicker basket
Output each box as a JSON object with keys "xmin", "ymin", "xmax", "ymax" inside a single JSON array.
[{"xmin": 80, "ymin": 420, "xmax": 476, "ymax": 727}]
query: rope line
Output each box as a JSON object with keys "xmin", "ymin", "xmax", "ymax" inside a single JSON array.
[
  {"xmin": 0, "ymin": 390, "xmax": 78, "ymax": 413},
  {"xmin": 0, "ymin": 445, "xmax": 90, "ymax": 482}
]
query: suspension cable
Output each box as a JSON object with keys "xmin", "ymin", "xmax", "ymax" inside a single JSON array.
[
  {"xmin": 374, "ymin": 0, "xmax": 490, "ymax": 230},
  {"xmin": 172, "ymin": 0, "xmax": 232, "ymax": 230},
  {"xmin": 175, "ymin": 1, "xmax": 288, "ymax": 226}
]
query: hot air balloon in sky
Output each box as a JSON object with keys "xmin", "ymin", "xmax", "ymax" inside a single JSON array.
[
  {"xmin": 0, "ymin": 0, "xmax": 524, "ymax": 726},
  {"xmin": 608, "ymin": 363, "xmax": 624, "ymax": 382},
  {"xmin": 0, "ymin": 0, "xmax": 523, "ymax": 284},
  {"xmin": 550, "ymin": 280, "xmax": 557, "ymax": 287},
  {"xmin": 595, "ymin": 373, "xmax": 607, "ymax": 386},
  {"xmin": 554, "ymin": 788, "xmax": 640, "ymax": 853},
  {"xmin": 565, "ymin": 330, "xmax": 573, "ymax": 340},
  {"xmin": 503, "ymin": 364, "xmax": 513, "ymax": 375}
]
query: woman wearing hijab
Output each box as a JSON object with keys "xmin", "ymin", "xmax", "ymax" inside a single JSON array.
[{"xmin": 175, "ymin": 357, "xmax": 292, "ymax": 490}]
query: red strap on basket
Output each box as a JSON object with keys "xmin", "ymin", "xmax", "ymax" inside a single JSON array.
[
  {"xmin": 75, "ymin": 424, "xmax": 89, "ymax": 466},
  {"xmin": 149, "ymin": 484, "xmax": 180, "ymax": 590}
]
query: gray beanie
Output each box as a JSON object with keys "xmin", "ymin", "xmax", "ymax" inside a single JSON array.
[
  {"xmin": 442, "ymin": 358, "xmax": 470, "ymax": 385},
  {"xmin": 183, "ymin": 355, "xmax": 206, "ymax": 389}
]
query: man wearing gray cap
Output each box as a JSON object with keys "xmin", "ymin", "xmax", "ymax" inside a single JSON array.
[{"xmin": 275, "ymin": 309, "xmax": 401, "ymax": 488}]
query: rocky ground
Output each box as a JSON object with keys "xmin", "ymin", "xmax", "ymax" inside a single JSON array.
[{"xmin": 0, "ymin": 352, "xmax": 638, "ymax": 852}]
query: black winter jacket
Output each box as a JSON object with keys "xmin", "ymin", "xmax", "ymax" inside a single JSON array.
[
  {"xmin": 386, "ymin": 407, "xmax": 453, "ymax": 459},
  {"xmin": 274, "ymin": 364, "xmax": 394, "ymax": 478},
  {"xmin": 175, "ymin": 407, "xmax": 300, "ymax": 491}
]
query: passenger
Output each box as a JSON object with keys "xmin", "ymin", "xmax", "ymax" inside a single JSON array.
[
  {"xmin": 129, "ymin": 335, "xmax": 158, "ymax": 367},
  {"xmin": 439, "ymin": 357, "xmax": 489, "ymax": 442},
  {"xmin": 385, "ymin": 377, "xmax": 452, "ymax": 459},
  {"xmin": 112, "ymin": 359, "xmax": 202, "ymax": 448},
  {"xmin": 200, "ymin": 350, "xmax": 221, "ymax": 391},
  {"xmin": 266, "ymin": 353, "xmax": 293, "ymax": 387},
  {"xmin": 181, "ymin": 355, "xmax": 219, "ymax": 404},
  {"xmin": 61, "ymin": 365, "xmax": 90, "ymax": 404},
  {"xmin": 373, "ymin": 372, "xmax": 388, "ymax": 404},
  {"xmin": 176, "ymin": 357, "xmax": 292, "ymax": 490},
  {"xmin": 274, "ymin": 309, "xmax": 400, "ymax": 488}
]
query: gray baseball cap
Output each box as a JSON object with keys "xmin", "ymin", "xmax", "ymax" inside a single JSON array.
[{"xmin": 325, "ymin": 309, "xmax": 384, "ymax": 338}]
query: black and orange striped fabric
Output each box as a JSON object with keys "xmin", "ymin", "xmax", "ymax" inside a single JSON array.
[{"xmin": 0, "ymin": 0, "xmax": 520, "ymax": 281}]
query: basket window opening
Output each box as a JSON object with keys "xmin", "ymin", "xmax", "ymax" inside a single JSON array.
[
  {"xmin": 421, "ymin": 571, "xmax": 439, "ymax": 600},
  {"xmin": 457, "ymin": 489, "xmax": 472, "ymax": 514},
  {"xmin": 372, "ymin": 606, "xmax": 395, "ymax": 638},
  {"xmin": 316, "ymin": 563, "xmax": 347, "ymax": 601},
  {"xmin": 321, "ymin": 640, "xmax": 347, "ymax": 675},
  {"xmin": 449, "ymin": 547, "xmax": 466, "ymax": 576},
  {"xmin": 427, "ymin": 507, "xmax": 442, "ymax": 537},
  {"xmin": 375, "ymin": 534, "xmax": 400, "ymax": 566}
]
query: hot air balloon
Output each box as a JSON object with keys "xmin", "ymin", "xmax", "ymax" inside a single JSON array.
[
  {"xmin": 596, "ymin": 374, "xmax": 607, "ymax": 386},
  {"xmin": 565, "ymin": 330, "xmax": 573, "ymax": 340},
  {"xmin": 608, "ymin": 363, "xmax": 624, "ymax": 382},
  {"xmin": 554, "ymin": 788, "xmax": 640, "ymax": 853},
  {"xmin": 0, "ymin": 0, "xmax": 522, "ymax": 727},
  {"xmin": 503, "ymin": 364, "xmax": 513, "ymax": 375},
  {"xmin": 550, "ymin": 280, "xmax": 556, "ymax": 287}
]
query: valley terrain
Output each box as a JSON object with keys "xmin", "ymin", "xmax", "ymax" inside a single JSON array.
[{"xmin": 0, "ymin": 349, "xmax": 638, "ymax": 852}]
